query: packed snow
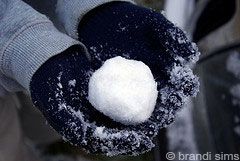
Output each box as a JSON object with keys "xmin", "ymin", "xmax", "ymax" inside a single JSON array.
[{"xmin": 88, "ymin": 56, "xmax": 158, "ymax": 125}]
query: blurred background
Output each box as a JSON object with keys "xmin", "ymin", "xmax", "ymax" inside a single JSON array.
[{"xmin": 18, "ymin": 0, "xmax": 240, "ymax": 160}]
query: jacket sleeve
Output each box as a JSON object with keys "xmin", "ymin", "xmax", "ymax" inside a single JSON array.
[
  {"xmin": 0, "ymin": 0, "xmax": 88, "ymax": 96},
  {"xmin": 56, "ymin": 0, "xmax": 134, "ymax": 40}
]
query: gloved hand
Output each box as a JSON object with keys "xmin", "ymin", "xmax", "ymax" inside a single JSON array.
[
  {"xmin": 76, "ymin": 0, "xmax": 199, "ymax": 153},
  {"xmin": 30, "ymin": 1, "xmax": 199, "ymax": 156},
  {"xmin": 30, "ymin": 46, "xmax": 159, "ymax": 156}
]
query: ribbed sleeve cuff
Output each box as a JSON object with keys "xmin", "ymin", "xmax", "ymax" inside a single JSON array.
[
  {"xmin": 56, "ymin": 0, "xmax": 135, "ymax": 39},
  {"xmin": 1, "ymin": 21, "xmax": 87, "ymax": 92}
]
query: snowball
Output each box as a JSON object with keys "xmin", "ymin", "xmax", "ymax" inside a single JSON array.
[{"xmin": 88, "ymin": 56, "xmax": 158, "ymax": 125}]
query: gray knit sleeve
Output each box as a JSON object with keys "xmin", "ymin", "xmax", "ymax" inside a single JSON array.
[{"xmin": 0, "ymin": 0, "xmax": 87, "ymax": 95}]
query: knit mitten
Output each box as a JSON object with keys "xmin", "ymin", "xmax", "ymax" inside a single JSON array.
[{"xmin": 77, "ymin": 2, "xmax": 200, "ymax": 130}]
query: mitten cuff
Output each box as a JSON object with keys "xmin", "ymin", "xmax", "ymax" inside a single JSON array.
[
  {"xmin": 0, "ymin": 21, "xmax": 87, "ymax": 92},
  {"xmin": 56, "ymin": 0, "xmax": 135, "ymax": 39}
]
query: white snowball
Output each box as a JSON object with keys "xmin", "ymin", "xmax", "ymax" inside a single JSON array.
[{"xmin": 88, "ymin": 56, "xmax": 158, "ymax": 125}]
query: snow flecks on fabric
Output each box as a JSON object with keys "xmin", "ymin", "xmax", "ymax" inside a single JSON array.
[
  {"xmin": 159, "ymin": 22, "xmax": 200, "ymax": 110},
  {"xmin": 90, "ymin": 46, "xmax": 97, "ymax": 53},
  {"xmin": 189, "ymin": 42, "xmax": 200, "ymax": 64},
  {"xmin": 57, "ymin": 83, "xmax": 63, "ymax": 89},
  {"xmin": 58, "ymin": 103, "xmax": 67, "ymax": 111},
  {"xmin": 169, "ymin": 63, "xmax": 199, "ymax": 96},
  {"xmin": 166, "ymin": 27, "xmax": 200, "ymax": 65},
  {"xmin": 159, "ymin": 62, "xmax": 199, "ymax": 114},
  {"xmin": 160, "ymin": 86, "xmax": 185, "ymax": 108},
  {"xmin": 51, "ymin": 71, "xmax": 154, "ymax": 156},
  {"xmin": 67, "ymin": 107, "xmax": 154, "ymax": 156},
  {"xmin": 68, "ymin": 79, "xmax": 76, "ymax": 87},
  {"xmin": 117, "ymin": 23, "xmax": 129, "ymax": 32},
  {"xmin": 153, "ymin": 103, "xmax": 176, "ymax": 128},
  {"xmin": 89, "ymin": 45, "xmax": 102, "ymax": 63}
]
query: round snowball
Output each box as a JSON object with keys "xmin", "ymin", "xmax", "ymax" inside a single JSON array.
[{"xmin": 88, "ymin": 56, "xmax": 158, "ymax": 125}]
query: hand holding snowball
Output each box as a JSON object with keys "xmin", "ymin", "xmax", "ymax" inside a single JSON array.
[
  {"xmin": 30, "ymin": 1, "xmax": 200, "ymax": 157},
  {"xmin": 77, "ymin": 1, "xmax": 199, "ymax": 154},
  {"xmin": 31, "ymin": 47, "xmax": 158, "ymax": 156}
]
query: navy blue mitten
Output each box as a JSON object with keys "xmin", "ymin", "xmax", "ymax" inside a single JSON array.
[
  {"xmin": 30, "ymin": 2, "xmax": 199, "ymax": 156},
  {"xmin": 30, "ymin": 46, "xmax": 157, "ymax": 156}
]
